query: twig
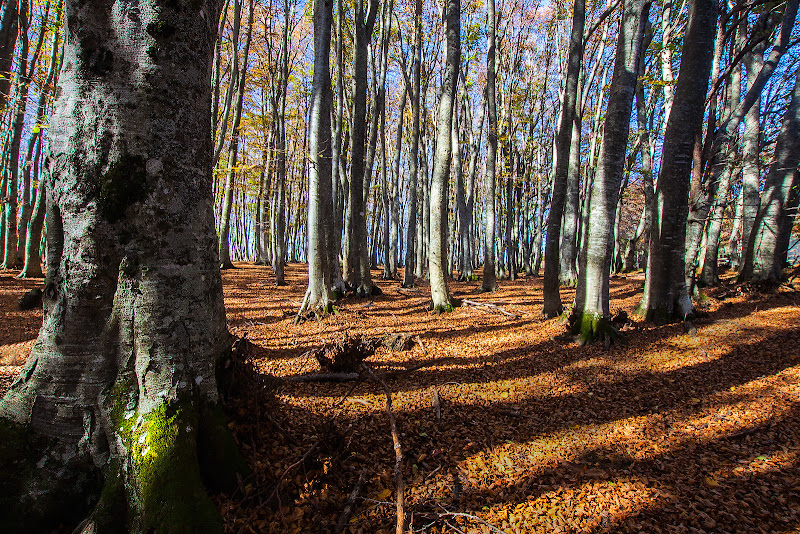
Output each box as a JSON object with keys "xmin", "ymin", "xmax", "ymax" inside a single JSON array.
[
  {"xmin": 434, "ymin": 505, "xmax": 510, "ymax": 534},
  {"xmin": 415, "ymin": 335, "xmax": 428, "ymax": 355},
  {"xmin": 335, "ymin": 467, "xmax": 369, "ymax": 533},
  {"xmin": 363, "ymin": 363, "xmax": 406, "ymax": 534},
  {"xmin": 461, "ymin": 299, "xmax": 519, "ymax": 318}
]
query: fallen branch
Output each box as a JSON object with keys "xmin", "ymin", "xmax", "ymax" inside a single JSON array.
[
  {"xmin": 461, "ymin": 299, "xmax": 519, "ymax": 318},
  {"xmin": 285, "ymin": 360, "xmax": 438, "ymax": 383},
  {"xmin": 335, "ymin": 467, "xmax": 369, "ymax": 533},
  {"xmin": 363, "ymin": 363, "xmax": 405, "ymax": 534}
]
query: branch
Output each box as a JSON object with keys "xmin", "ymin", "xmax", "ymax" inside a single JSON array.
[
  {"xmin": 462, "ymin": 299, "xmax": 520, "ymax": 318},
  {"xmin": 362, "ymin": 364, "xmax": 405, "ymax": 534},
  {"xmin": 584, "ymin": 0, "xmax": 621, "ymax": 42},
  {"xmin": 335, "ymin": 468, "xmax": 369, "ymax": 533}
]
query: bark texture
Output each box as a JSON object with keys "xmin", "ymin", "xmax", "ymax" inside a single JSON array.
[
  {"xmin": 0, "ymin": 2, "xmax": 246, "ymax": 531},
  {"xmin": 428, "ymin": 0, "xmax": 460, "ymax": 312},
  {"xmin": 573, "ymin": 0, "xmax": 650, "ymax": 342},
  {"xmin": 641, "ymin": 0, "xmax": 717, "ymax": 323}
]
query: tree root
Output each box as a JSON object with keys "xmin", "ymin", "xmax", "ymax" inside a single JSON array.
[{"xmin": 569, "ymin": 312, "xmax": 627, "ymax": 348}]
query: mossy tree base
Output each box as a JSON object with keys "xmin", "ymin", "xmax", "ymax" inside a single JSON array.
[
  {"xmin": 428, "ymin": 297, "xmax": 462, "ymax": 314},
  {"xmin": 569, "ymin": 312, "xmax": 626, "ymax": 347}
]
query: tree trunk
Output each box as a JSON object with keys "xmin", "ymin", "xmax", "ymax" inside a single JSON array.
[
  {"xmin": 571, "ymin": 0, "xmax": 650, "ymax": 342},
  {"xmin": 0, "ymin": 2, "xmax": 247, "ymax": 531},
  {"xmin": 481, "ymin": 0, "xmax": 499, "ymax": 292},
  {"xmin": 542, "ymin": 0, "xmax": 585, "ymax": 316},
  {"xmin": 739, "ymin": 65, "xmax": 800, "ymax": 281},
  {"xmin": 0, "ymin": 0, "xmax": 18, "ymax": 112},
  {"xmin": 736, "ymin": 27, "xmax": 765, "ymax": 272},
  {"xmin": 401, "ymin": 1, "xmax": 421, "ymax": 287},
  {"xmin": 429, "ymin": 0, "xmax": 460, "ymax": 312},
  {"xmin": 218, "ymin": 0, "xmax": 253, "ymax": 270},
  {"xmin": 641, "ymin": 0, "xmax": 717, "ymax": 323},
  {"xmin": 343, "ymin": 0, "xmax": 379, "ymax": 296}
]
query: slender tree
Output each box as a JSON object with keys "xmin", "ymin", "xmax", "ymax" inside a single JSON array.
[{"xmin": 481, "ymin": 0, "xmax": 499, "ymax": 292}]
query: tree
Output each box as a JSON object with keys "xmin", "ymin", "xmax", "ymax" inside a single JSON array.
[
  {"xmin": 429, "ymin": 0, "xmax": 461, "ymax": 312},
  {"xmin": 343, "ymin": 0, "xmax": 379, "ymax": 296},
  {"xmin": 300, "ymin": 0, "xmax": 337, "ymax": 316},
  {"xmin": 640, "ymin": 0, "xmax": 717, "ymax": 323},
  {"xmin": 0, "ymin": 2, "xmax": 246, "ymax": 531},
  {"xmin": 542, "ymin": 0, "xmax": 585, "ymax": 317},
  {"xmin": 401, "ymin": 0, "xmax": 422, "ymax": 289},
  {"xmin": 481, "ymin": 0, "xmax": 499, "ymax": 292},
  {"xmin": 571, "ymin": 0, "xmax": 650, "ymax": 342},
  {"xmin": 739, "ymin": 65, "xmax": 800, "ymax": 281}
]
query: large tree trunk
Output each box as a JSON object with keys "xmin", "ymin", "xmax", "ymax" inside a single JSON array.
[
  {"xmin": 429, "ymin": 0, "xmax": 460, "ymax": 312},
  {"xmin": 343, "ymin": 0, "xmax": 379, "ymax": 296},
  {"xmin": 571, "ymin": 0, "xmax": 650, "ymax": 343},
  {"xmin": 301, "ymin": 0, "xmax": 336, "ymax": 315},
  {"xmin": 0, "ymin": 2, "xmax": 247, "ymax": 532},
  {"xmin": 542, "ymin": 0, "xmax": 585, "ymax": 316},
  {"xmin": 739, "ymin": 65, "xmax": 800, "ymax": 281},
  {"xmin": 641, "ymin": 0, "xmax": 717, "ymax": 323}
]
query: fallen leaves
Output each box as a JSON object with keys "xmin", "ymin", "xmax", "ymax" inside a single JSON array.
[{"xmin": 2, "ymin": 265, "xmax": 800, "ymax": 533}]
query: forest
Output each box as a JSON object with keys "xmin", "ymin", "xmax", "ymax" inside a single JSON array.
[{"xmin": 0, "ymin": 0, "xmax": 799, "ymax": 532}]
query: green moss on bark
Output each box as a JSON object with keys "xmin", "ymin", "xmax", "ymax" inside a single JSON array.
[{"xmin": 570, "ymin": 312, "xmax": 625, "ymax": 347}]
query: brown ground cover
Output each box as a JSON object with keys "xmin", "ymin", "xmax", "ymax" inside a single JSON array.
[{"xmin": 2, "ymin": 264, "xmax": 799, "ymax": 534}]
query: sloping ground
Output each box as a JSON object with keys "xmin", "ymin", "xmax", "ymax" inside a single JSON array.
[{"xmin": 2, "ymin": 264, "xmax": 799, "ymax": 533}]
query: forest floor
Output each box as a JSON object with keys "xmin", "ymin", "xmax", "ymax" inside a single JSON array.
[{"xmin": 2, "ymin": 263, "xmax": 800, "ymax": 534}]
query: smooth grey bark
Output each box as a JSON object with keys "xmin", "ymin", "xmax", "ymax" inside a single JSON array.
[
  {"xmin": 269, "ymin": 0, "xmax": 291, "ymax": 285},
  {"xmin": 388, "ymin": 84, "xmax": 407, "ymax": 278},
  {"xmin": 571, "ymin": 0, "xmax": 650, "ymax": 341},
  {"xmin": 218, "ymin": 0, "xmax": 253, "ymax": 269},
  {"xmin": 300, "ymin": 0, "xmax": 336, "ymax": 315},
  {"xmin": 698, "ymin": 21, "xmax": 743, "ymax": 286},
  {"xmin": 343, "ymin": 0, "xmax": 378, "ymax": 295},
  {"xmin": 739, "ymin": 65, "xmax": 800, "ymax": 281},
  {"xmin": 428, "ymin": 0, "xmax": 460, "ymax": 312},
  {"xmin": 736, "ymin": 36, "xmax": 764, "ymax": 270},
  {"xmin": 559, "ymin": 108, "xmax": 581, "ymax": 286},
  {"xmin": 641, "ymin": 0, "xmax": 717, "ymax": 323},
  {"xmin": 0, "ymin": 2, "xmax": 246, "ymax": 532},
  {"xmin": 481, "ymin": 0, "xmax": 499, "ymax": 292},
  {"xmin": 402, "ymin": 1, "xmax": 421, "ymax": 288},
  {"xmin": 328, "ymin": 0, "xmax": 347, "ymax": 295},
  {"xmin": 542, "ymin": 0, "xmax": 584, "ymax": 316}
]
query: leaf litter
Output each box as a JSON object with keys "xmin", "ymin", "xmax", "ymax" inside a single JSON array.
[{"xmin": 2, "ymin": 265, "xmax": 799, "ymax": 533}]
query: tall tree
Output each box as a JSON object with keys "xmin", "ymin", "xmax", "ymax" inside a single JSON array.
[
  {"xmin": 571, "ymin": 0, "xmax": 651, "ymax": 342},
  {"xmin": 481, "ymin": 0, "xmax": 499, "ymax": 292},
  {"xmin": 218, "ymin": 0, "xmax": 254, "ymax": 269},
  {"xmin": 739, "ymin": 65, "xmax": 800, "ymax": 281},
  {"xmin": 299, "ymin": 0, "xmax": 337, "ymax": 316},
  {"xmin": 429, "ymin": 0, "xmax": 461, "ymax": 312},
  {"xmin": 343, "ymin": 0, "xmax": 379, "ymax": 296},
  {"xmin": 640, "ymin": 0, "xmax": 717, "ymax": 323},
  {"xmin": 542, "ymin": 0, "xmax": 585, "ymax": 316},
  {"xmin": 0, "ymin": 1, "xmax": 246, "ymax": 531},
  {"xmin": 401, "ymin": 0, "xmax": 422, "ymax": 288}
]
